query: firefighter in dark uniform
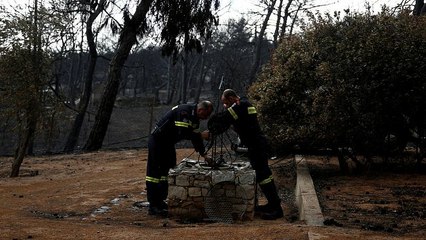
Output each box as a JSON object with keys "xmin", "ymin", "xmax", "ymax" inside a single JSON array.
[
  {"xmin": 146, "ymin": 101, "xmax": 213, "ymax": 216},
  {"xmin": 217, "ymin": 89, "xmax": 283, "ymax": 220}
]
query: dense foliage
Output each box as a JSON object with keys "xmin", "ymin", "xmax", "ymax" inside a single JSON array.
[
  {"xmin": 250, "ymin": 10, "xmax": 426, "ymax": 159},
  {"xmin": 152, "ymin": 0, "xmax": 219, "ymax": 56}
]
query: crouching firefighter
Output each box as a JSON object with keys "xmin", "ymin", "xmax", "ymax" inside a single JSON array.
[
  {"xmin": 209, "ymin": 89, "xmax": 283, "ymax": 220},
  {"xmin": 145, "ymin": 101, "xmax": 213, "ymax": 216}
]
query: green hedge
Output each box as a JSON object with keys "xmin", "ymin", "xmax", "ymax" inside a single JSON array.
[{"xmin": 250, "ymin": 10, "xmax": 426, "ymax": 157}]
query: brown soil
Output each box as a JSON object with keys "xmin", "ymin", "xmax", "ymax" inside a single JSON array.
[{"xmin": 0, "ymin": 149, "xmax": 424, "ymax": 240}]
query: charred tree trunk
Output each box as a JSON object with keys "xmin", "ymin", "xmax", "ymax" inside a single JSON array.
[
  {"xmin": 248, "ymin": 0, "xmax": 277, "ymax": 85},
  {"xmin": 414, "ymin": 0, "xmax": 426, "ymax": 15},
  {"xmin": 288, "ymin": 3, "xmax": 302, "ymax": 37},
  {"xmin": 195, "ymin": 54, "xmax": 206, "ymax": 102},
  {"xmin": 84, "ymin": 0, "xmax": 154, "ymax": 151},
  {"xmin": 64, "ymin": 0, "xmax": 106, "ymax": 152},
  {"xmin": 11, "ymin": 0, "xmax": 41, "ymax": 177},
  {"xmin": 11, "ymin": 105, "xmax": 38, "ymax": 177},
  {"xmin": 181, "ymin": 32, "xmax": 190, "ymax": 103},
  {"xmin": 273, "ymin": 0, "xmax": 284, "ymax": 48},
  {"xmin": 279, "ymin": 0, "xmax": 293, "ymax": 41},
  {"xmin": 194, "ymin": 38, "xmax": 212, "ymax": 102},
  {"xmin": 166, "ymin": 58, "xmax": 178, "ymax": 104},
  {"xmin": 181, "ymin": 53, "xmax": 188, "ymax": 103}
]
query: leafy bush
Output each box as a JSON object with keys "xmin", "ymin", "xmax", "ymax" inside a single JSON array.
[{"xmin": 250, "ymin": 10, "xmax": 426, "ymax": 160}]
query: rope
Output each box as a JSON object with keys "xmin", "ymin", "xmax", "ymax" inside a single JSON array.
[{"xmin": 104, "ymin": 134, "xmax": 150, "ymax": 147}]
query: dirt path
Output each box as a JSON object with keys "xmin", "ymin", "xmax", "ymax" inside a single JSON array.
[{"xmin": 0, "ymin": 149, "xmax": 424, "ymax": 239}]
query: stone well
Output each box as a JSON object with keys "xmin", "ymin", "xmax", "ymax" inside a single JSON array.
[{"xmin": 168, "ymin": 158, "xmax": 256, "ymax": 222}]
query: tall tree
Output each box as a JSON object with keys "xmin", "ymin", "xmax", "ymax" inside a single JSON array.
[
  {"xmin": 181, "ymin": 34, "xmax": 190, "ymax": 103},
  {"xmin": 273, "ymin": 0, "xmax": 285, "ymax": 47},
  {"xmin": 64, "ymin": 0, "xmax": 108, "ymax": 152},
  {"xmin": 1, "ymin": 1, "xmax": 45, "ymax": 177},
  {"xmin": 194, "ymin": 38, "xmax": 211, "ymax": 102},
  {"xmin": 211, "ymin": 18, "xmax": 253, "ymax": 93},
  {"xmin": 84, "ymin": 0, "xmax": 154, "ymax": 151},
  {"xmin": 278, "ymin": 0, "xmax": 294, "ymax": 42},
  {"xmin": 248, "ymin": 0, "xmax": 277, "ymax": 84},
  {"xmin": 414, "ymin": 0, "xmax": 426, "ymax": 15},
  {"xmin": 84, "ymin": 0, "xmax": 219, "ymax": 151},
  {"xmin": 1, "ymin": 0, "xmax": 79, "ymax": 174}
]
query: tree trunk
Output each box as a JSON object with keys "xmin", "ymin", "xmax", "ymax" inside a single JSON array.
[
  {"xmin": 288, "ymin": 3, "xmax": 302, "ymax": 37},
  {"xmin": 273, "ymin": 0, "xmax": 284, "ymax": 48},
  {"xmin": 84, "ymin": 0, "xmax": 154, "ymax": 151},
  {"xmin": 195, "ymin": 39, "xmax": 211, "ymax": 102},
  {"xmin": 11, "ymin": 0, "xmax": 40, "ymax": 176},
  {"xmin": 133, "ymin": 65, "xmax": 144, "ymax": 97},
  {"xmin": 279, "ymin": 0, "xmax": 293, "ymax": 42},
  {"xmin": 248, "ymin": 0, "xmax": 277, "ymax": 85},
  {"xmin": 414, "ymin": 0, "xmax": 425, "ymax": 15},
  {"xmin": 11, "ymin": 110, "xmax": 37, "ymax": 177},
  {"xmin": 166, "ymin": 57, "xmax": 172, "ymax": 103},
  {"xmin": 181, "ymin": 33, "xmax": 190, "ymax": 103},
  {"xmin": 195, "ymin": 54, "xmax": 206, "ymax": 103},
  {"xmin": 166, "ymin": 57, "xmax": 178, "ymax": 104},
  {"xmin": 187, "ymin": 54, "xmax": 199, "ymax": 89},
  {"xmin": 181, "ymin": 56, "xmax": 188, "ymax": 103},
  {"xmin": 64, "ymin": 0, "xmax": 106, "ymax": 152}
]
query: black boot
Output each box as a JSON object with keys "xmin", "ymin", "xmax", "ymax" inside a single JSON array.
[
  {"xmin": 259, "ymin": 180, "xmax": 283, "ymax": 220},
  {"xmin": 148, "ymin": 205, "xmax": 168, "ymax": 217},
  {"xmin": 260, "ymin": 205, "xmax": 283, "ymax": 220},
  {"xmin": 159, "ymin": 181, "xmax": 169, "ymax": 210},
  {"xmin": 255, "ymin": 203, "xmax": 272, "ymax": 213},
  {"xmin": 147, "ymin": 181, "xmax": 168, "ymax": 217}
]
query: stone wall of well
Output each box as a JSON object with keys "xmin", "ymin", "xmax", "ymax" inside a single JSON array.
[{"xmin": 168, "ymin": 158, "xmax": 256, "ymax": 221}]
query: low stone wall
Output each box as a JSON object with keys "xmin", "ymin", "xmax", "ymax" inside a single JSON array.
[
  {"xmin": 168, "ymin": 158, "xmax": 256, "ymax": 222},
  {"xmin": 295, "ymin": 155, "xmax": 324, "ymax": 226}
]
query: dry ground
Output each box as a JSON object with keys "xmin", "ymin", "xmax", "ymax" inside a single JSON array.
[{"xmin": 0, "ymin": 149, "xmax": 425, "ymax": 240}]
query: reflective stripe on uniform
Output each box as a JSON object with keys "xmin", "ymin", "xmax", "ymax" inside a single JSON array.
[
  {"xmin": 259, "ymin": 175, "xmax": 273, "ymax": 185},
  {"xmin": 228, "ymin": 107, "xmax": 238, "ymax": 120},
  {"xmin": 175, "ymin": 121, "xmax": 191, "ymax": 128},
  {"xmin": 146, "ymin": 176, "xmax": 167, "ymax": 183},
  {"xmin": 146, "ymin": 176, "xmax": 160, "ymax": 183},
  {"xmin": 248, "ymin": 106, "xmax": 257, "ymax": 114}
]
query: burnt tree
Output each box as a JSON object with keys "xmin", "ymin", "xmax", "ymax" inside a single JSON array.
[
  {"xmin": 84, "ymin": 0, "xmax": 154, "ymax": 151},
  {"xmin": 64, "ymin": 0, "xmax": 107, "ymax": 152},
  {"xmin": 84, "ymin": 0, "xmax": 219, "ymax": 151}
]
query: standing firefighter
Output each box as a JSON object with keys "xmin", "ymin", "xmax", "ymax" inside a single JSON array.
[
  {"xmin": 212, "ymin": 89, "xmax": 283, "ymax": 220},
  {"xmin": 146, "ymin": 101, "xmax": 213, "ymax": 216}
]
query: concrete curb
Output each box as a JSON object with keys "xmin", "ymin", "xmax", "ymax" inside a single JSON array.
[{"xmin": 295, "ymin": 155, "xmax": 324, "ymax": 226}]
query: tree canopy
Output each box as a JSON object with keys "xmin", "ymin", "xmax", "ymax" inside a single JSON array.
[{"xmin": 250, "ymin": 9, "xmax": 426, "ymax": 161}]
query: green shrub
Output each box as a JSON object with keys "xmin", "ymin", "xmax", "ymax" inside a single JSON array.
[{"xmin": 250, "ymin": 10, "xmax": 426, "ymax": 159}]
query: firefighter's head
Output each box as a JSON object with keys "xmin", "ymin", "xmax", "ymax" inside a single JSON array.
[
  {"xmin": 197, "ymin": 100, "xmax": 213, "ymax": 120},
  {"xmin": 221, "ymin": 89, "xmax": 239, "ymax": 108}
]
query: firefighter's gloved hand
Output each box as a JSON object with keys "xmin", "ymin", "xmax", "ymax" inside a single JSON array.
[
  {"xmin": 204, "ymin": 156, "xmax": 214, "ymax": 167},
  {"xmin": 200, "ymin": 130, "xmax": 210, "ymax": 140}
]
